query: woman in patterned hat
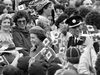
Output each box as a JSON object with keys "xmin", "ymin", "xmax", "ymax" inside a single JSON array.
[{"xmin": 35, "ymin": 0, "xmax": 53, "ymax": 33}]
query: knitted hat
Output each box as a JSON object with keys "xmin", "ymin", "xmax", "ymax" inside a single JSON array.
[
  {"xmin": 32, "ymin": 0, "xmax": 51, "ymax": 12},
  {"xmin": 65, "ymin": 15, "xmax": 83, "ymax": 28},
  {"xmin": 28, "ymin": 61, "xmax": 47, "ymax": 75},
  {"xmin": 17, "ymin": 56, "xmax": 31, "ymax": 72},
  {"xmin": 66, "ymin": 46, "xmax": 81, "ymax": 64},
  {"xmin": 48, "ymin": 63, "xmax": 62, "ymax": 75}
]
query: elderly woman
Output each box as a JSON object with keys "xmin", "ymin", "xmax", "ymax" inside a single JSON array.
[
  {"xmin": 0, "ymin": 13, "xmax": 14, "ymax": 45},
  {"xmin": 12, "ymin": 10, "xmax": 32, "ymax": 52},
  {"xmin": 29, "ymin": 26, "xmax": 46, "ymax": 58}
]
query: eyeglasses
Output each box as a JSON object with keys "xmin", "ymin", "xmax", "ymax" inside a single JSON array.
[{"xmin": 17, "ymin": 20, "xmax": 26, "ymax": 24}]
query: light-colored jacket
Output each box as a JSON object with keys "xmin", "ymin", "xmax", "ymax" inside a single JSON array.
[
  {"xmin": 0, "ymin": 31, "xmax": 14, "ymax": 45},
  {"xmin": 78, "ymin": 46, "xmax": 97, "ymax": 75}
]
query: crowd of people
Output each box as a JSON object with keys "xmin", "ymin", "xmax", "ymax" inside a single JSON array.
[{"xmin": 0, "ymin": 0, "xmax": 100, "ymax": 75}]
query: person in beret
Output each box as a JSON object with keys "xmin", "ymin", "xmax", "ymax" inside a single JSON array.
[{"xmin": 65, "ymin": 15, "xmax": 84, "ymax": 48}]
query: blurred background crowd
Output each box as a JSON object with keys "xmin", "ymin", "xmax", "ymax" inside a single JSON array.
[{"xmin": 0, "ymin": 0, "xmax": 100, "ymax": 75}]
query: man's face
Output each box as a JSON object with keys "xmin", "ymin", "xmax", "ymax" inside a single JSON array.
[
  {"xmin": 70, "ymin": 27, "xmax": 81, "ymax": 37},
  {"xmin": 83, "ymin": 0, "xmax": 93, "ymax": 9},
  {"xmin": 3, "ymin": 0, "xmax": 13, "ymax": 11}
]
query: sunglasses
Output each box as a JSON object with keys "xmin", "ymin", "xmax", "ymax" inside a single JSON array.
[{"xmin": 17, "ymin": 20, "xmax": 26, "ymax": 24}]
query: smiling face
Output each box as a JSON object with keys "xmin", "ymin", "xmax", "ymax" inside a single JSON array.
[
  {"xmin": 17, "ymin": 17, "xmax": 27, "ymax": 30},
  {"xmin": 83, "ymin": 0, "xmax": 93, "ymax": 8},
  {"xmin": 1, "ymin": 18, "xmax": 11, "ymax": 31},
  {"xmin": 3, "ymin": 0, "xmax": 13, "ymax": 11},
  {"xmin": 30, "ymin": 33, "xmax": 40, "ymax": 46}
]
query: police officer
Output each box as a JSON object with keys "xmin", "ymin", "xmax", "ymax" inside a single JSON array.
[{"xmin": 65, "ymin": 15, "xmax": 84, "ymax": 48}]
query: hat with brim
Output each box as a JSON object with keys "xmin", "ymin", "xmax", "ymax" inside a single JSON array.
[
  {"xmin": 65, "ymin": 15, "xmax": 83, "ymax": 28},
  {"xmin": 29, "ymin": 26, "xmax": 45, "ymax": 35},
  {"xmin": 33, "ymin": 0, "xmax": 51, "ymax": 12},
  {"xmin": 0, "ymin": 41, "xmax": 23, "ymax": 51}
]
